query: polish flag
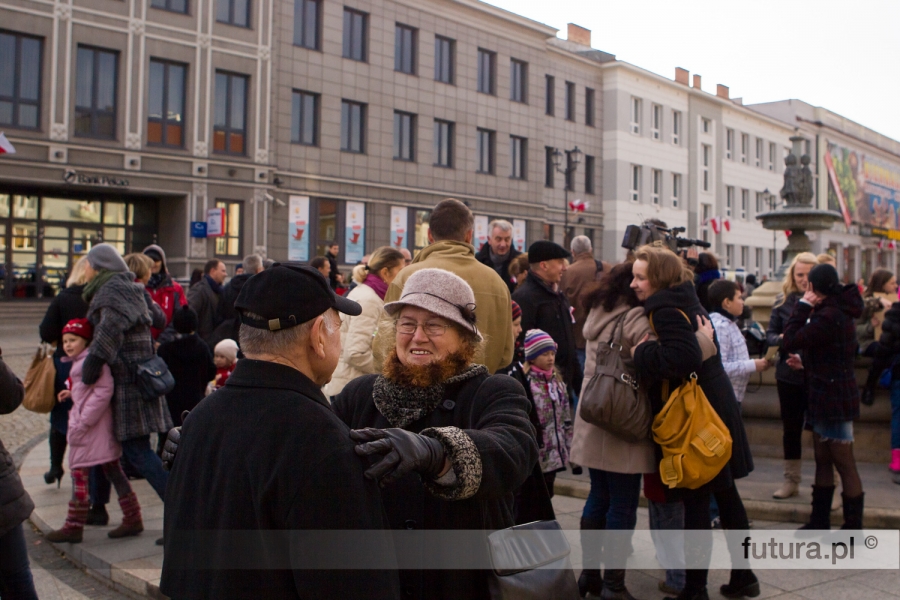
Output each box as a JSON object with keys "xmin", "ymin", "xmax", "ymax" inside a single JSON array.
[
  {"xmin": 785, "ymin": 230, "xmax": 792, "ymax": 239},
  {"xmin": 709, "ymin": 216, "xmax": 722, "ymax": 235},
  {"xmin": 569, "ymin": 199, "xmax": 589, "ymax": 212},
  {"xmin": 0, "ymin": 133, "xmax": 16, "ymax": 155},
  {"xmin": 723, "ymin": 218, "xmax": 731, "ymax": 232},
  {"xmin": 890, "ymin": 241, "xmax": 897, "ymax": 250},
  {"xmin": 878, "ymin": 239, "xmax": 885, "ymax": 250}
]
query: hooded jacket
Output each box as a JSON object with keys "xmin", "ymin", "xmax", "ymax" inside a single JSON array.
[
  {"xmin": 474, "ymin": 242, "xmax": 522, "ymax": 295},
  {"xmin": 143, "ymin": 244, "xmax": 188, "ymax": 340},
  {"xmin": 64, "ymin": 348, "xmax": 120, "ymax": 469},
  {"xmin": 782, "ymin": 284, "xmax": 864, "ymax": 423}
]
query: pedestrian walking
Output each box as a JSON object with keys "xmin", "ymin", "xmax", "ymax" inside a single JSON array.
[
  {"xmin": 187, "ymin": 259, "xmax": 227, "ymax": 345},
  {"xmin": 143, "ymin": 245, "xmax": 189, "ymax": 343},
  {"xmin": 208, "ymin": 254, "xmax": 264, "ymax": 348}
]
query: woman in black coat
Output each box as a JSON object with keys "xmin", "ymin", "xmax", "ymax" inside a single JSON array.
[{"xmin": 631, "ymin": 245, "xmax": 756, "ymax": 600}]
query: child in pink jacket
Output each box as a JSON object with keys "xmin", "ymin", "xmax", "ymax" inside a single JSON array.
[{"xmin": 46, "ymin": 318, "xmax": 143, "ymax": 543}]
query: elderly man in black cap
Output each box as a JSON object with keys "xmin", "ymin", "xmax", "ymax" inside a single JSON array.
[
  {"xmin": 160, "ymin": 263, "xmax": 400, "ymax": 600},
  {"xmin": 512, "ymin": 240, "xmax": 583, "ymax": 401}
]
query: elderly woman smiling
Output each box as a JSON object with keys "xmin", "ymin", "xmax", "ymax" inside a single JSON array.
[{"xmin": 333, "ymin": 268, "xmax": 537, "ymax": 600}]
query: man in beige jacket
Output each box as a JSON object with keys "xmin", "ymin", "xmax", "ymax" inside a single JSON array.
[{"xmin": 383, "ymin": 199, "xmax": 514, "ymax": 373}]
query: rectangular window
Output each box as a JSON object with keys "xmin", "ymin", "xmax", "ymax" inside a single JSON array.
[
  {"xmin": 769, "ymin": 249, "xmax": 776, "ymax": 274},
  {"xmin": 726, "ymin": 186, "xmax": 734, "ymax": 217},
  {"xmin": 701, "ymin": 203, "xmax": 712, "ymax": 242},
  {"xmin": 544, "ymin": 146, "xmax": 555, "ymax": 187},
  {"xmin": 213, "ymin": 71, "xmax": 247, "ymax": 154},
  {"xmin": 769, "ymin": 142, "xmax": 776, "ymax": 171},
  {"xmin": 702, "ymin": 117, "xmax": 711, "ymax": 133},
  {"xmin": 630, "ymin": 97, "xmax": 640, "ymax": 134},
  {"xmin": 672, "ymin": 110, "xmax": 681, "ymax": 145},
  {"xmin": 147, "ymin": 59, "xmax": 185, "ymax": 148},
  {"xmin": 565, "ymin": 81, "xmax": 575, "ymax": 121},
  {"xmin": 741, "ymin": 133, "xmax": 748, "ymax": 163},
  {"xmin": 75, "ymin": 46, "xmax": 118, "ymax": 139},
  {"xmin": 340, "ymin": 100, "xmax": 365, "ymax": 153},
  {"xmin": 585, "ymin": 87, "xmax": 595, "ymax": 126},
  {"xmin": 476, "ymin": 128, "xmax": 495, "ymax": 174},
  {"xmin": 293, "ymin": 0, "xmax": 320, "ymax": 50},
  {"xmin": 477, "ymin": 49, "xmax": 495, "ymax": 95},
  {"xmin": 756, "ymin": 191, "xmax": 765, "ymax": 213},
  {"xmin": 651, "ymin": 169, "xmax": 662, "ymax": 205},
  {"xmin": 393, "ymin": 111, "xmax": 415, "ymax": 161},
  {"xmin": 702, "ymin": 144, "xmax": 710, "ymax": 191},
  {"xmin": 216, "ymin": 0, "xmax": 249, "ymax": 27},
  {"xmin": 433, "ymin": 119, "xmax": 453, "ymax": 167},
  {"xmin": 651, "ymin": 104, "xmax": 661, "ymax": 140},
  {"xmin": 394, "ymin": 24, "xmax": 416, "ymax": 75},
  {"xmin": 755, "ymin": 138, "xmax": 763, "ymax": 168},
  {"xmin": 545, "ymin": 75, "xmax": 554, "ymax": 116},
  {"xmin": 726, "ymin": 128, "xmax": 734, "ymax": 160},
  {"xmin": 741, "ymin": 246, "xmax": 749, "ymax": 269},
  {"xmin": 151, "ymin": 0, "xmax": 188, "ymax": 14},
  {"xmin": 755, "ymin": 248, "xmax": 763, "ymax": 273},
  {"xmin": 726, "ymin": 244, "xmax": 734, "ymax": 268},
  {"xmin": 342, "ymin": 8, "xmax": 367, "ymax": 62},
  {"xmin": 741, "ymin": 189, "xmax": 749, "ymax": 220},
  {"xmin": 434, "ymin": 36, "xmax": 454, "ymax": 84},
  {"xmin": 510, "ymin": 135, "xmax": 526, "ymax": 179},
  {"xmin": 0, "ymin": 32, "xmax": 42, "ymax": 129},
  {"xmin": 215, "ymin": 200, "xmax": 242, "ymax": 257},
  {"xmin": 510, "ymin": 59, "xmax": 527, "ymax": 103},
  {"xmin": 290, "ymin": 90, "xmax": 318, "ymax": 146},
  {"xmin": 584, "ymin": 155, "xmax": 595, "ymax": 194},
  {"xmin": 630, "ymin": 165, "xmax": 641, "ymax": 202},
  {"xmin": 672, "ymin": 173, "xmax": 681, "ymax": 207}
]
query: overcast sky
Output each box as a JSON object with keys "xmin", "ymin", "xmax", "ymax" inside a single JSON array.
[{"xmin": 485, "ymin": 0, "xmax": 900, "ymax": 145}]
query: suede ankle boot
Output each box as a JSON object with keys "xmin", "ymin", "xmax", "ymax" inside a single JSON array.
[
  {"xmin": 840, "ymin": 493, "xmax": 864, "ymax": 530},
  {"xmin": 600, "ymin": 569, "xmax": 637, "ymax": 600},
  {"xmin": 772, "ymin": 460, "xmax": 801, "ymax": 499},
  {"xmin": 720, "ymin": 569, "xmax": 760, "ymax": 598},
  {"xmin": 46, "ymin": 501, "xmax": 89, "ymax": 543},
  {"xmin": 108, "ymin": 492, "xmax": 143, "ymax": 538}
]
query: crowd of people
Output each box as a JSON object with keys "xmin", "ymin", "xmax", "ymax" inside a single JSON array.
[{"xmin": 1, "ymin": 194, "xmax": 893, "ymax": 599}]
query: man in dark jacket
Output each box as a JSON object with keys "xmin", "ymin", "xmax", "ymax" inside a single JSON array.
[
  {"xmin": 187, "ymin": 259, "xmax": 227, "ymax": 346},
  {"xmin": 513, "ymin": 240, "xmax": 583, "ymax": 397},
  {"xmin": 474, "ymin": 219, "xmax": 522, "ymax": 295},
  {"xmin": 208, "ymin": 253, "xmax": 264, "ymax": 348},
  {"xmin": 161, "ymin": 264, "xmax": 400, "ymax": 600},
  {"xmin": 325, "ymin": 241, "xmax": 340, "ymax": 290}
]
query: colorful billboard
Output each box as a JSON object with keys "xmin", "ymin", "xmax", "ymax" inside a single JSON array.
[{"xmin": 826, "ymin": 140, "xmax": 900, "ymax": 232}]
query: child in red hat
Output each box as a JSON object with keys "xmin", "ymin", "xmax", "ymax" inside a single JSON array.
[{"xmin": 46, "ymin": 318, "xmax": 143, "ymax": 543}]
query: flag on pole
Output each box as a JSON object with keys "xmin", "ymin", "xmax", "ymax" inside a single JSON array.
[
  {"xmin": 709, "ymin": 216, "xmax": 722, "ymax": 235},
  {"xmin": 568, "ymin": 199, "xmax": 589, "ymax": 212},
  {"xmin": 0, "ymin": 133, "xmax": 16, "ymax": 155},
  {"xmin": 723, "ymin": 218, "xmax": 731, "ymax": 232},
  {"xmin": 890, "ymin": 241, "xmax": 896, "ymax": 250}
]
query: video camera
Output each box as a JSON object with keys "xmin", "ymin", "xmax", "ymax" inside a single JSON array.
[{"xmin": 621, "ymin": 220, "xmax": 711, "ymax": 253}]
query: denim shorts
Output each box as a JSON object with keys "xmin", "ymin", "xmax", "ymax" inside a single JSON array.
[{"xmin": 806, "ymin": 418, "xmax": 854, "ymax": 443}]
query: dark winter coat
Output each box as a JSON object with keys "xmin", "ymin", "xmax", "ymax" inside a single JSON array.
[
  {"xmin": 160, "ymin": 359, "xmax": 400, "ymax": 600},
  {"xmin": 332, "ymin": 371, "xmax": 537, "ymax": 600},
  {"xmin": 513, "ymin": 273, "xmax": 583, "ymax": 394},
  {"xmin": 475, "ymin": 243, "xmax": 522, "ymax": 295},
  {"xmin": 187, "ymin": 277, "xmax": 223, "ymax": 345},
  {"xmin": 144, "ymin": 244, "xmax": 188, "ymax": 341},
  {"xmin": 39, "ymin": 283, "xmax": 88, "ymax": 431},
  {"xmin": 634, "ymin": 281, "xmax": 754, "ymax": 499},
  {"xmin": 87, "ymin": 273, "xmax": 173, "ymax": 441},
  {"xmin": 325, "ymin": 250, "xmax": 340, "ymax": 290},
  {"xmin": 207, "ymin": 272, "xmax": 252, "ymax": 349},
  {"xmin": 766, "ymin": 292, "xmax": 806, "ymax": 385},
  {"xmin": 0, "ymin": 357, "xmax": 34, "ymax": 538},
  {"xmin": 782, "ymin": 285, "xmax": 863, "ymax": 423},
  {"xmin": 876, "ymin": 302, "xmax": 900, "ymax": 378},
  {"xmin": 157, "ymin": 334, "xmax": 217, "ymax": 426}
]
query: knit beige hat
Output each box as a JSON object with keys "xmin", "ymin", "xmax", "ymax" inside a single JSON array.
[{"xmin": 384, "ymin": 268, "xmax": 481, "ymax": 340}]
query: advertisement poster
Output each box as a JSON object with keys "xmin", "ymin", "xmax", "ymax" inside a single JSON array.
[
  {"xmin": 474, "ymin": 215, "xmax": 489, "ymax": 251},
  {"xmin": 826, "ymin": 140, "xmax": 900, "ymax": 232},
  {"xmin": 513, "ymin": 219, "xmax": 526, "ymax": 252},
  {"xmin": 288, "ymin": 196, "xmax": 310, "ymax": 262},
  {"xmin": 390, "ymin": 206, "xmax": 407, "ymax": 248},
  {"xmin": 206, "ymin": 208, "xmax": 225, "ymax": 237},
  {"xmin": 345, "ymin": 201, "xmax": 365, "ymax": 263}
]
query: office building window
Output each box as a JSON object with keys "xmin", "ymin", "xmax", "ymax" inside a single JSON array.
[
  {"xmin": 584, "ymin": 155, "xmax": 595, "ymax": 194},
  {"xmin": 75, "ymin": 46, "xmax": 118, "ymax": 139},
  {"xmin": 393, "ymin": 111, "xmax": 415, "ymax": 161},
  {"xmin": 702, "ymin": 144, "xmax": 710, "ymax": 191},
  {"xmin": 651, "ymin": 169, "xmax": 662, "ymax": 205},
  {"xmin": 434, "ymin": 36, "xmax": 454, "ymax": 84},
  {"xmin": 672, "ymin": 110, "xmax": 681, "ymax": 145},
  {"xmin": 433, "ymin": 119, "xmax": 452, "ymax": 167},
  {"xmin": 741, "ymin": 189, "xmax": 749, "ymax": 220},
  {"xmin": 769, "ymin": 142, "xmax": 777, "ymax": 171},
  {"xmin": 702, "ymin": 117, "xmax": 711, "ymax": 133},
  {"xmin": 756, "ymin": 191, "xmax": 765, "ymax": 213},
  {"xmin": 741, "ymin": 246, "xmax": 749, "ymax": 269},
  {"xmin": 651, "ymin": 104, "xmax": 661, "ymax": 140},
  {"xmin": 726, "ymin": 186, "xmax": 734, "ymax": 217},
  {"xmin": 476, "ymin": 128, "xmax": 495, "ymax": 174},
  {"xmin": 342, "ymin": 8, "xmax": 367, "ymax": 61},
  {"xmin": 0, "ymin": 32, "xmax": 42, "ymax": 129},
  {"xmin": 147, "ymin": 59, "xmax": 185, "ymax": 147},
  {"xmin": 630, "ymin": 97, "xmax": 640, "ymax": 134},
  {"xmin": 293, "ymin": 0, "xmax": 320, "ymax": 49},
  {"xmin": 290, "ymin": 90, "xmax": 318, "ymax": 146},
  {"xmin": 630, "ymin": 165, "xmax": 640, "ymax": 202},
  {"xmin": 565, "ymin": 81, "xmax": 575, "ymax": 121},
  {"xmin": 726, "ymin": 128, "xmax": 734, "ymax": 160},
  {"xmin": 510, "ymin": 59, "xmax": 527, "ymax": 103},
  {"xmin": 152, "ymin": 0, "xmax": 187, "ymax": 14},
  {"xmin": 510, "ymin": 135, "xmax": 526, "ymax": 180},
  {"xmin": 726, "ymin": 244, "xmax": 734, "ymax": 268},
  {"xmin": 544, "ymin": 146, "xmax": 555, "ymax": 187},
  {"xmin": 769, "ymin": 249, "xmax": 776, "ymax": 274},
  {"xmin": 741, "ymin": 133, "xmax": 748, "ymax": 163},
  {"xmin": 755, "ymin": 138, "xmax": 763, "ymax": 168},
  {"xmin": 216, "ymin": 0, "xmax": 249, "ymax": 27},
  {"xmin": 701, "ymin": 203, "xmax": 712, "ymax": 242},
  {"xmin": 672, "ymin": 173, "xmax": 681, "ymax": 207},
  {"xmin": 585, "ymin": 87, "xmax": 595, "ymax": 126},
  {"xmin": 340, "ymin": 100, "xmax": 365, "ymax": 153},
  {"xmin": 213, "ymin": 71, "xmax": 247, "ymax": 154},
  {"xmin": 755, "ymin": 248, "xmax": 763, "ymax": 273},
  {"xmin": 477, "ymin": 48, "xmax": 495, "ymax": 95},
  {"xmin": 215, "ymin": 200, "xmax": 242, "ymax": 257},
  {"xmin": 395, "ymin": 24, "xmax": 416, "ymax": 75},
  {"xmin": 545, "ymin": 75, "xmax": 554, "ymax": 116}
]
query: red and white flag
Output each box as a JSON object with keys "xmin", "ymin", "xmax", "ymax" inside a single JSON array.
[
  {"xmin": 709, "ymin": 216, "xmax": 722, "ymax": 235},
  {"xmin": 878, "ymin": 239, "xmax": 884, "ymax": 250},
  {"xmin": 568, "ymin": 199, "xmax": 589, "ymax": 213},
  {"xmin": 784, "ymin": 230, "xmax": 792, "ymax": 239},
  {"xmin": 0, "ymin": 133, "xmax": 16, "ymax": 155},
  {"xmin": 890, "ymin": 241, "xmax": 897, "ymax": 250},
  {"xmin": 723, "ymin": 218, "xmax": 731, "ymax": 232}
]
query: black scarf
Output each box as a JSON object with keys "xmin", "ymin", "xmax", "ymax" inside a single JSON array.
[{"xmin": 373, "ymin": 364, "xmax": 488, "ymax": 428}]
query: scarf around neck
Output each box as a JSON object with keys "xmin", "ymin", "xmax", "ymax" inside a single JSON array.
[
  {"xmin": 373, "ymin": 363, "xmax": 488, "ymax": 427},
  {"xmin": 204, "ymin": 274, "xmax": 224, "ymax": 295},
  {"xmin": 363, "ymin": 273, "xmax": 388, "ymax": 300},
  {"xmin": 82, "ymin": 269, "xmax": 117, "ymax": 302}
]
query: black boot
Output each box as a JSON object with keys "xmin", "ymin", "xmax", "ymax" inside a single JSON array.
[
  {"xmin": 720, "ymin": 569, "xmax": 760, "ymax": 598},
  {"xmin": 798, "ymin": 485, "xmax": 835, "ymax": 531},
  {"xmin": 578, "ymin": 516, "xmax": 605, "ymax": 598},
  {"xmin": 663, "ymin": 587, "xmax": 709, "ymax": 600},
  {"xmin": 86, "ymin": 504, "xmax": 109, "ymax": 526},
  {"xmin": 600, "ymin": 569, "xmax": 637, "ymax": 600},
  {"xmin": 840, "ymin": 493, "xmax": 864, "ymax": 530},
  {"xmin": 44, "ymin": 429, "xmax": 67, "ymax": 487}
]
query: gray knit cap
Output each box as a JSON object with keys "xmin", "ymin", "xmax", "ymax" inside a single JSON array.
[
  {"xmin": 86, "ymin": 243, "xmax": 129, "ymax": 273},
  {"xmin": 384, "ymin": 268, "xmax": 481, "ymax": 339}
]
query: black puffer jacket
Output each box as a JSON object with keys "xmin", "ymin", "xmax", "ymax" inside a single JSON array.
[
  {"xmin": 0, "ymin": 356, "xmax": 34, "ymax": 538},
  {"xmin": 766, "ymin": 292, "xmax": 805, "ymax": 385},
  {"xmin": 877, "ymin": 302, "xmax": 900, "ymax": 378}
]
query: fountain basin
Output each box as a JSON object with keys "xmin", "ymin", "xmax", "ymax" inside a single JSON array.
[{"xmin": 755, "ymin": 207, "xmax": 843, "ymax": 231}]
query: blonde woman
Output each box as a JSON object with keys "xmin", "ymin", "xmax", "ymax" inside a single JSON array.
[{"xmin": 766, "ymin": 252, "xmax": 818, "ymax": 499}]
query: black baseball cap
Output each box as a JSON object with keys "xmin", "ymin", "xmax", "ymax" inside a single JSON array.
[{"xmin": 235, "ymin": 262, "xmax": 361, "ymax": 331}]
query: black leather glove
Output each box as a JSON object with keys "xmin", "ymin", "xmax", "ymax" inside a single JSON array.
[
  {"xmin": 161, "ymin": 426, "xmax": 181, "ymax": 471},
  {"xmin": 350, "ymin": 428, "xmax": 447, "ymax": 486},
  {"xmin": 81, "ymin": 354, "xmax": 106, "ymax": 385}
]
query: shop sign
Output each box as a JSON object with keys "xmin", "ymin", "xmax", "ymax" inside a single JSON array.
[
  {"xmin": 345, "ymin": 201, "xmax": 365, "ymax": 264},
  {"xmin": 206, "ymin": 208, "xmax": 225, "ymax": 237},
  {"xmin": 513, "ymin": 219, "xmax": 526, "ymax": 252},
  {"xmin": 390, "ymin": 206, "xmax": 407, "ymax": 249},
  {"xmin": 63, "ymin": 169, "xmax": 129, "ymax": 187},
  {"xmin": 288, "ymin": 195, "xmax": 310, "ymax": 262},
  {"xmin": 191, "ymin": 222, "xmax": 208, "ymax": 238},
  {"xmin": 474, "ymin": 215, "xmax": 489, "ymax": 251}
]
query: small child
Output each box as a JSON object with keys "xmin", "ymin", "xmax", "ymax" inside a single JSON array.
[
  {"xmin": 157, "ymin": 307, "xmax": 217, "ymax": 427},
  {"xmin": 213, "ymin": 339, "xmax": 239, "ymax": 390},
  {"xmin": 46, "ymin": 319, "xmax": 143, "ymax": 544},
  {"xmin": 523, "ymin": 329, "xmax": 573, "ymax": 497}
]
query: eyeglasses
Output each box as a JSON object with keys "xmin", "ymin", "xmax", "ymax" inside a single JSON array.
[{"xmin": 396, "ymin": 320, "xmax": 449, "ymax": 337}]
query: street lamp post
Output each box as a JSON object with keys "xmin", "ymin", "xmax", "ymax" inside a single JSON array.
[
  {"xmin": 763, "ymin": 187, "xmax": 777, "ymax": 277},
  {"xmin": 551, "ymin": 146, "xmax": 583, "ymax": 249}
]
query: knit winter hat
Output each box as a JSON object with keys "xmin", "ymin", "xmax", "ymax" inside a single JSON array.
[
  {"xmin": 86, "ymin": 243, "xmax": 129, "ymax": 273},
  {"xmin": 384, "ymin": 268, "xmax": 482, "ymax": 340},
  {"xmin": 62, "ymin": 318, "xmax": 93, "ymax": 341},
  {"xmin": 214, "ymin": 339, "xmax": 239, "ymax": 362},
  {"xmin": 511, "ymin": 300, "xmax": 522, "ymax": 321},
  {"xmin": 172, "ymin": 306, "xmax": 198, "ymax": 334},
  {"xmin": 523, "ymin": 329, "xmax": 556, "ymax": 361}
]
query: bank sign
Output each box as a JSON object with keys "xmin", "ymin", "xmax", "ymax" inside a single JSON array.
[
  {"xmin": 825, "ymin": 140, "xmax": 900, "ymax": 233},
  {"xmin": 63, "ymin": 169, "xmax": 130, "ymax": 187}
]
